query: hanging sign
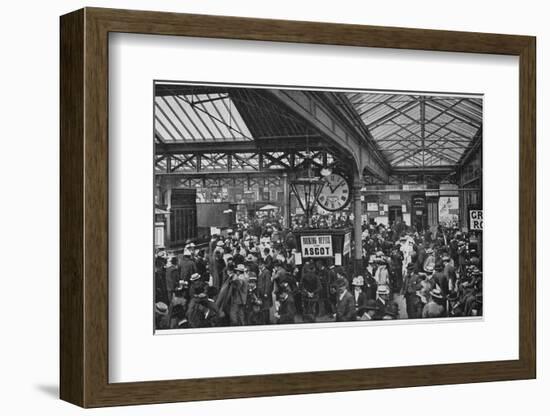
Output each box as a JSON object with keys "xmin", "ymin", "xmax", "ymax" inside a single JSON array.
[
  {"xmin": 367, "ymin": 203, "xmax": 378, "ymax": 211},
  {"xmin": 469, "ymin": 210, "xmax": 483, "ymax": 230},
  {"xmin": 300, "ymin": 235, "xmax": 332, "ymax": 257}
]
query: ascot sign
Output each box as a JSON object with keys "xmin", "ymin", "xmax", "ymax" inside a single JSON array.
[
  {"xmin": 301, "ymin": 235, "xmax": 332, "ymax": 257},
  {"xmin": 469, "ymin": 210, "xmax": 483, "ymax": 231}
]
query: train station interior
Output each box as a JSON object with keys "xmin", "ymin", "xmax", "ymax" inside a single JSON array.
[
  {"xmin": 153, "ymin": 82, "xmax": 483, "ymax": 327},
  {"xmin": 154, "ymin": 83, "xmax": 482, "ymax": 264}
]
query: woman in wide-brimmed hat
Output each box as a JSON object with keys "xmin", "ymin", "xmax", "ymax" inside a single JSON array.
[{"xmin": 374, "ymin": 255, "xmax": 391, "ymax": 290}]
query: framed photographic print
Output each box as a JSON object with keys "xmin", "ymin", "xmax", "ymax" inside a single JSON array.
[{"xmin": 60, "ymin": 7, "xmax": 536, "ymax": 408}]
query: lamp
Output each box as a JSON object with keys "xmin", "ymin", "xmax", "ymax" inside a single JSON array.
[
  {"xmin": 289, "ymin": 131, "xmax": 325, "ymax": 227},
  {"xmin": 290, "ymin": 162, "xmax": 324, "ymax": 228}
]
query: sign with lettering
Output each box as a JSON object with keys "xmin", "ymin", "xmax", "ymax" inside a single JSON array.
[
  {"xmin": 300, "ymin": 235, "xmax": 332, "ymax": 257},
  {"xmin": 469, "ymin": 210, "xmax": 483, "ymax": 231}
]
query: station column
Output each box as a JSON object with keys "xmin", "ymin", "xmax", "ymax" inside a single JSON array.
[
  {"xmin": 282, "ymin": 172, "xmax": 289, "ymax": 227},
  {"xmin": 353, "ymin": 181, "xmax": 363, "ymax": 273}
]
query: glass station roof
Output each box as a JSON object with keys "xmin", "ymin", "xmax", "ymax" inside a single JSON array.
[
  {"xmin": 154, "ymin": 93, "xmax": 253, "ymax": 143},
  {"xmin": 345, "ymin": 93, "xmax": 482, "ymax": 168},
  {"xmin": 154, "ymin": 84, "xmax": 482, "ymax": 174}
]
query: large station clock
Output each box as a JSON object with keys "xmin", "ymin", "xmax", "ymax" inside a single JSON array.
[{"xmin": 317, "ymin": 173, "xmax": 351, "ymax": 211}]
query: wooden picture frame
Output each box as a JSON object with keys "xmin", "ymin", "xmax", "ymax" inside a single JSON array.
[{"xmin": 60, "ymin": 7, "xmax": 536, "ymax": 408}]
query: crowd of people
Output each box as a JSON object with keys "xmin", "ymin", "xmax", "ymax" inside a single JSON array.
[{"xmin": 154, "ymin": 218, "xmax": 483, "ymax": 330}]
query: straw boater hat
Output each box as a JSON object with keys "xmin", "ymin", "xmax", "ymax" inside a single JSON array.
[
  {"xmin": 352, "ymin": 276, "xmax": 364, "ymax": 286},
  {"xmin": 155, "ymin": 302, "xmax": 168, "ymax": 315},
  {"xmin": 216, "ymin": 240, "xmax": 224, "ymax": 247},
  {"xmin": 236, "ymin": 264, "xmax": 246, "ymax": 273},
  {"xmin": 430, "ymin": 288, "xmax": 443, "ymax": 300},
  {"xmin": 377, "ymin": 284, "xmax": 390, "ymax": 296},
  {"xmin": 190, "ymin": 273, "xmax": 201, "ymax": 281}
]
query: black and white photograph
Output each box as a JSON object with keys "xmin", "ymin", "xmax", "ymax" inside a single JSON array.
[{"xmin": 153, "ymin": 82, "xmax": 483, "ymax": 332}]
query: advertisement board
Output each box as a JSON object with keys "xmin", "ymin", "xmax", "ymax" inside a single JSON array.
[{"xmin": 469, "ymin": 210, "xmax": 483, "ymax": 230}]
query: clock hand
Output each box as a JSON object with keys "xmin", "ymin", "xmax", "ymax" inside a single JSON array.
[
  {"xmin": 334, "ymin": 180, "xmax": 345, "ymax": 191},
  {"xmin": 324, "ymin": 181, "xmax": 335, "ymax": 193},
  {"xmin": 330, "ymin": 179, "xmax": 345, "ymax": 193}
]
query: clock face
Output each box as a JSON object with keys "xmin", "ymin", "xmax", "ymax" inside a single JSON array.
[{"xmin": 317, "ymin": 173, "xmax": 351, "ymax": 211}]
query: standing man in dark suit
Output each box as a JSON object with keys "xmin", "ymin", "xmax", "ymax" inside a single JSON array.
[
  {"xmin": 257, "ymin": 259, "xmax": 273, "ymax": 324},
  {"xmin": 351, "ymin": 275, "xmax": 368, "ymax": 311},
  {"xmin": 416, "ymin": 243, "xmax": 426, "ymax": 273},
  {"xmin": 263, "ymin": 247, "xmax": 273, "ymax": 272},
  {"xmin": 275, "ymin": 288, "xmax": 296, "ymax": 324},
  {"xmin": 164, "ymin": 257, "xmax": 179, "ymax": 303},
  {"xmin": 178, "ymin": 249, "xmax": 197, "ymax": 282},
  {"xmin": 432, "ymin": 261, "xmax": 449, "ymax": 313},
  {"xmin": 401, "ymin": 263, "xmax": 423, "ymax": 319},
  {"xmin": 442, "ymin": 254, "xmax": 457, "ymax": 293},
  {"xmin": 363, "ymin": 259, "xmax": 378, "ymax": 301},
  {"xmin": 228, "ymin": 264, "xmax": 248, "ymax": 326},
  {"xmin": 195, "ymin": 249, "xmax": 208, "ymax": 280},
  {"xmin": 334, "ymin": 278, "xmax": 356, "ymax": 322}
]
